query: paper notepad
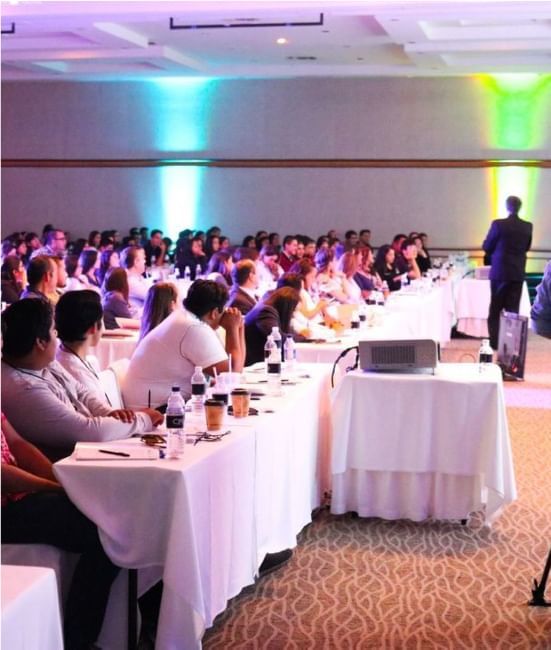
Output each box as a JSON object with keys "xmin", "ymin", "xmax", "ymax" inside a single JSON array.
[{"xmin": 74, "ymin": 443, "xmax": 160, "ymax": 461}]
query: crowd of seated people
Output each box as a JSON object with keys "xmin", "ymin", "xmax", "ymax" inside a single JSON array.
[{"xmin": 1, "ymin": 221, "xmax": 435, "ymax": 648}]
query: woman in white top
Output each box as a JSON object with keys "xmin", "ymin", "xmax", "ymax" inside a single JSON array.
[
  {"xmin": 64, "ymin": 254, "xmax": 88, "ymax": 292},
  {"xmin": 337, "ymin": 252, "xmax": 363, "ymax": 304}
]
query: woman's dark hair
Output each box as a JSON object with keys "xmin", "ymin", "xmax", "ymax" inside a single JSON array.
[
  {"xmin": 1, "ymin": 298, "xmax": 53, "ymax": 358},
  {"xmin": 65, "ymin": 254, "xmax": 80, "ymax": 278},
  {"xmin": 97, "ymin": 249, "xmax": 118, "ymax": 285},
  {"xmin": 277, "ymin": 272, "xmax": 302, "ymax": 291},
  {"xmin": 205, "ymin": 235, "xmax": 220, "ymax": 258},
  {"xmin": 183, "ymin": 279, "xmax": 228, "ymax": 319},
  {"xmin": 206, "ymin": 251, "xmax": 232, "ymax": 280},
  {"xmin": 374, "ymin": 244, "xmax": 393, "ymax": 273},
  {"xmin": 88, "ymin": 230, "xmax": 100, "ymax": 247},
  {"xmin": 139, "ymin": 282, "xmax": 178, "ymax": 342},
  {"xmin": 79, "ymin": 249, "xmax": 99, "ymax": 276},
  {"xmin": 314, "ymin": 248, "xmax": 333, "ymax": 272},
  {"xmin": 1, "ymin": 256, "xmax": 22, "ymax": 284},
  {"xmin": 242, "ymin": 235, "xmax": 256, "ymax": 249},
  {"xmin": 263, "ymin": 287, "xmax": 300, "ymax": 333},
  {"xmin": 55, "ymin": 290, "xmax": 103, "ymax": 343},
  {"xmin": 24, "ymin": 232, "xmax": 39, "ymax": 246},
  {"xmin": 289, "ymin": 258, "xmax": 315, "ymax": 279},
  {"xmin": 103, "ymin": 267, "xmax": 129, "ymax": 302}
]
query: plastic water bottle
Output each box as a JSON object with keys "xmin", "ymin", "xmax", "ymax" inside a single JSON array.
[
  {"xmin": 478, "ymin": 338, "xmax": 493, "ymax": 371},
  {"xmin": 191, "ymin": 366, "xmax": 206, "ymax": 413},
  {"xmin": 184, "ymin": 266, "xmax": 191, "ymax": 283},
  {"xmin": 271, "ymin": 326, "xmax": 282, "ymax": 360},
  {"xmin": 264, "ymin": 335, "xmax": 275, "ymax": 374},
  {"xmin": 284, "ymin": 335, "xmax": 297, "ymax": 375},
  {"xmin": 267, "ymin": 344, "xmax": 282, "ymax": 395},
  {"xmin": 195, "ymin": 263, "xmax": 202, "ymax": 280},
  {"xmin": 166, "ymin": 386, "xmax": 186, "ymax": 459}
]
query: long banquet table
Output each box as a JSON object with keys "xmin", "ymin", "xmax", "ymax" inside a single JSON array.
[
  {"xmin": 455, "ymin": 277, "xmax": 531, "ymax": 338},
  {"xmin": 330, "ymin": 363, "xmax": 516, "ymax": 523},
  {"xmin": 1, "ymin": 565, "xmax": 64, "ymax": 650},
  {"xmin": 54, "ymin": 363, "xmax": 332, "ymax": 650}
]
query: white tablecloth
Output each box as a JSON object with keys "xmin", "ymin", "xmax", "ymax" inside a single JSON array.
[
  {"xmin": 455, "ymin": 278, "xmax": 531, "ymax": 338},
  {"xmin": 92, "ymin": 332, "xmax": 139, "ymax": 370},
  {"xmin": 1, "ymin": 565, "xmax": 64, "ymax": 650},
  {"xmin": 54, "ymin": 363, "xmax": 332, "ymax": 650},
  {"xmin": 330, "ymin": 363, "xmax": 516, "ymax": 523}
]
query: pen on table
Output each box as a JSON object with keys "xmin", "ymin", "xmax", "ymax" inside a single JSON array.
[
  {"xmin": 98, "ymin": 449, "xmax": 131, "ymax": 458},
  {"xmin": 148, "ymin": 389, "xmax": 151, "ymax": 409}
]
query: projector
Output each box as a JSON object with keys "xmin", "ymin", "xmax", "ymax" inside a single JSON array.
[{"xmin": 358, "ymin": 339, "xmax": 439, "ymax": 372}]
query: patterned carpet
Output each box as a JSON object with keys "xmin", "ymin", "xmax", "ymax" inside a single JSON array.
[{"xmin": 204, "ymin": 334, "xmax": 551, "ymax": 649}]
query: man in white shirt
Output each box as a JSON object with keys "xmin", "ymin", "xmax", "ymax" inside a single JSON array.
[
  {"xmin": 1, "ymin": 299, "xmax": 163, "ymax": 460},
  {"xmin": 123, "ymin": 280, "xmax": 245, "ymax": 409},
  {"xmin": 121, "ymin": 245, "xmax": 150, "ymax": 311}
]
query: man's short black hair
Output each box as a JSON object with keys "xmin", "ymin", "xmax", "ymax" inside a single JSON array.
[
  {"xmin": 345, "ymin": 230, "xmax": 358, "ymax": 240},
  {"xmin": 400, "ymin": 237, "xmax": 415, "ymax": 252},
  {"xmin": 506, "ymin": 195, "xmax": 522, "ymax": 214},
  {"xmin": 55, "ymin": 290, "xmax": 103, "ymax": 343},
  {"xmin": 27, "ymin": 255, "xmax": 54, "ymax": 288},
  {"xmin": 359, "ymin": 229, "xmax": 371, "ymax": 237},
  {"xmin": 150, "ymin": 229, "xmax": 163, "ymax": 238},
  {"xmin": 183, "ymin": 279, "xmax": 228, "ymax": 319},
  {"xmin": 282, "ymin": 235, "xmax": 297, "ymax": 248},
  {"xmin": 2, "ymin": 298, "xmax": 53, "ymax": 358}
]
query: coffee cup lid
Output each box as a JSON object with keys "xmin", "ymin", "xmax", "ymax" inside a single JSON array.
[
  {"xmin": 231, "ymin": 388, "xmax": 249, "ymax": 395},
  {"xmin": 205, "ymin": 399, "xmax": 225, "ymax": 406}
]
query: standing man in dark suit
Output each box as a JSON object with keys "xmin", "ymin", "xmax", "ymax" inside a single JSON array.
[
  {"xmin": 227, "ymin": 260, "xmax": 259, "ymax": 315},
  {"xmin": 482, "ymin": 195, "xmax": 533, "ymax": 349}
]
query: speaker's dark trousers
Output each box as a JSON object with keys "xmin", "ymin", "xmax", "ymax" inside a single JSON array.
[{"xmin": 488, "ymin": 280, "xmax": 523, "ymax": 349}]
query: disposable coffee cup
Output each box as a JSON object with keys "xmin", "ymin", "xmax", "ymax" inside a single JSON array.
[
  {"xmin": 231, "ymin": 388, "xmax": 250, "ymax": 418},
  {"xmin": 212, "ymin": 391, "xmax": 229, "ymax": 405},
  {"xmin": 205, "ymin": 399, "xmax": 225, "ymax": 431}
]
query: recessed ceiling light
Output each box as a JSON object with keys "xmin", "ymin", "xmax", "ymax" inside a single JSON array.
[{"xmin": 276, "ymin": 37, "xmax": 288, "ymax": 45}]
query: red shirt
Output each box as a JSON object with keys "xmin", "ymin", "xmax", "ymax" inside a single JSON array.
[{"xmin": 1, "ymin": 413, "xmax": 28, "ymax": 505}]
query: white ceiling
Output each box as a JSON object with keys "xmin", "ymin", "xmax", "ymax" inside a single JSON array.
[{"xmin": 2, "ymin": 0, "xmax": 551, "ymax": 81}]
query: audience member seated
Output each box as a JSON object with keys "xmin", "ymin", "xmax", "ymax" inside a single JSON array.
[
  {"xmin": 353, "ymin": 247, "xmax": 380, "ymax": 298},
  {"xmin": 359, "ymin": 229, "xmax": 372, "ymax": 247},
  {"xmin": 24, "ymin": 232, "xmax": 41, "ymax": 262},
  {"xmin": 412, "ymin": 234, "xmax": 431, "ymax": 273},
  {"xmin": 64, "ymin": 254, "xmax": 88, "ymax": 291},
  {"xmin": 101, "ymin": 267, "xmax": 138, "ymax": 329},
  {"xmin": 395, "ymin": 237, "xmax": 422, "ymax": 281},
  {"xmin": 278, "ymin": 235, "xmax": 298, "ymax": 273},
  {"xmin": 21, "ymin": 255, "xmax": 58, "ymax": 302},
  {"xmin": 176, "ymin": 235, "xmax": 207, "ymax": 280},
  {"xmin": 256, "ymin": 245, "xmax": 283, "ymax": 292},
  {"xmin": 314, "ymin": 248, "xmax": 349, "ymax": 303},
  {"xmin": 227, "ymin": 259, "xmax": 259, "ymax": 315},
  {"xmin": 55, "ymin": 290, "xmax": 116, "ymax": 404},
  {"xmin": 97, "ymin": 248, "xmax": 120, "ymax": 286},
  {"xmin": 244, "ymin": 287, "xmax": 300, "ymax": 366},
  {"xmin": 138, "ymin": 282, "xmax": 178, "ymax": 343},
  {"xmin": 1, "ymin": 257, "xmax": 25, "ymax": 303},
  {"xmin": 287, "ymin": 259, "xmax": 330, "ymax": 336},
  {"xmin": 144, "ymin": 229, "xmax": 167, "ymax": 268},
  {"xmin": 1, "ymin": 412, "xmax": 121, "ymax": 650},
  {"xmin": 120, "ymin": 245, "xmax": 149, "ymax": 311},
  {"xmin": 31, "ymin": 228, "xmax": 67, "ymax": 260},
  {"xmin": 1, "ymin": 299, "xmax": 163, "ymax": 460},
  {"xmin": 123, "ymin": 280, "xmax": 245, "ymax": 409},
  {"xmin": 87, "ymin": 229, "xmax": 101, "ymax": 249},
  {"xmin": 374, "ymin": 244, "xmax": 402, "ymax": 292},
  {"xmin": 206, "ymin": 251, "xmax": 233, "ymax": 288},
  {"xmin": 337, "ymin": 252, "xmax": 363, "ymax": 303},
  {"xmin": 530, "ymin": 260, "xmax": 551, "ymax": 339},
  {"xmin": 242, "ymin": 235, "xmax": 256, "ymax": 250},
  {"xmin": 391, "ymin": 233, "xmax": 407, "ymax": 255},
  {"xmin": 205, "ymin": 234, "xmax": 221, "ymax": 260},
  {"xmin": 79, "ymin": 248, "xmax": 101, "ymax": 291}
]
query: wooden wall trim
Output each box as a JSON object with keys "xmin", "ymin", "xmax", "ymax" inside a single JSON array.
[{"xmin": 3, "ymin": 158, "xmax": 551, "ymax": 169}]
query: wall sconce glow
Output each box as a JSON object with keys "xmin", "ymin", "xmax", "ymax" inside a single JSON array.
[
  {"xmin": 152, "ymin": 77, "xmax": 214, "ymax": 153},
  {"xmin": 276, "ymin": 37, "xmax": 288, "ymax": 44},
  {"xmin": 490, "ymin": 166, "xmax": 539, "ymax": 221},
  {"xmin": 159, "ymin": 167, "xmax": 203, "ymax": 238},
  {"xmin": 477, "ymin": 73, "xmax": 551, "ymax": 150}
]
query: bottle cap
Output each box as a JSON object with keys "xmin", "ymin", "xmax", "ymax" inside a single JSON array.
[{"xmin": 171, "ymin": 385, "xmax": 180, "ymax": 391}]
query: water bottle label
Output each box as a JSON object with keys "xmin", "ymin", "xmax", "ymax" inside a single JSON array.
[
  {"xmin": 166, "ymin": 414, "xmax": 184, "ymax": 429},
  {"xmin": 479, "ymin": 353, "xmax": 493, "ymax": 364},
  {"xmin": 267, "ymin": 362, "xmax": 281, "ymax": 374},
  {"xmin": 351, "ymin": 321, "xmax": 360, "ymax": 329},
  {"xmin": 191, "ymin": 384, "xmax": 206, "ymax": 395}
]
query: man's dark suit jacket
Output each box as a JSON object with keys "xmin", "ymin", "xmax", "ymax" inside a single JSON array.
[
  {"xmin": 482, "ymin": 214, "xmax": 532, "ymax": 282},
  {"xmin": 227, "ymin": 287, "xmax": 257, "ymax": 316}
]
